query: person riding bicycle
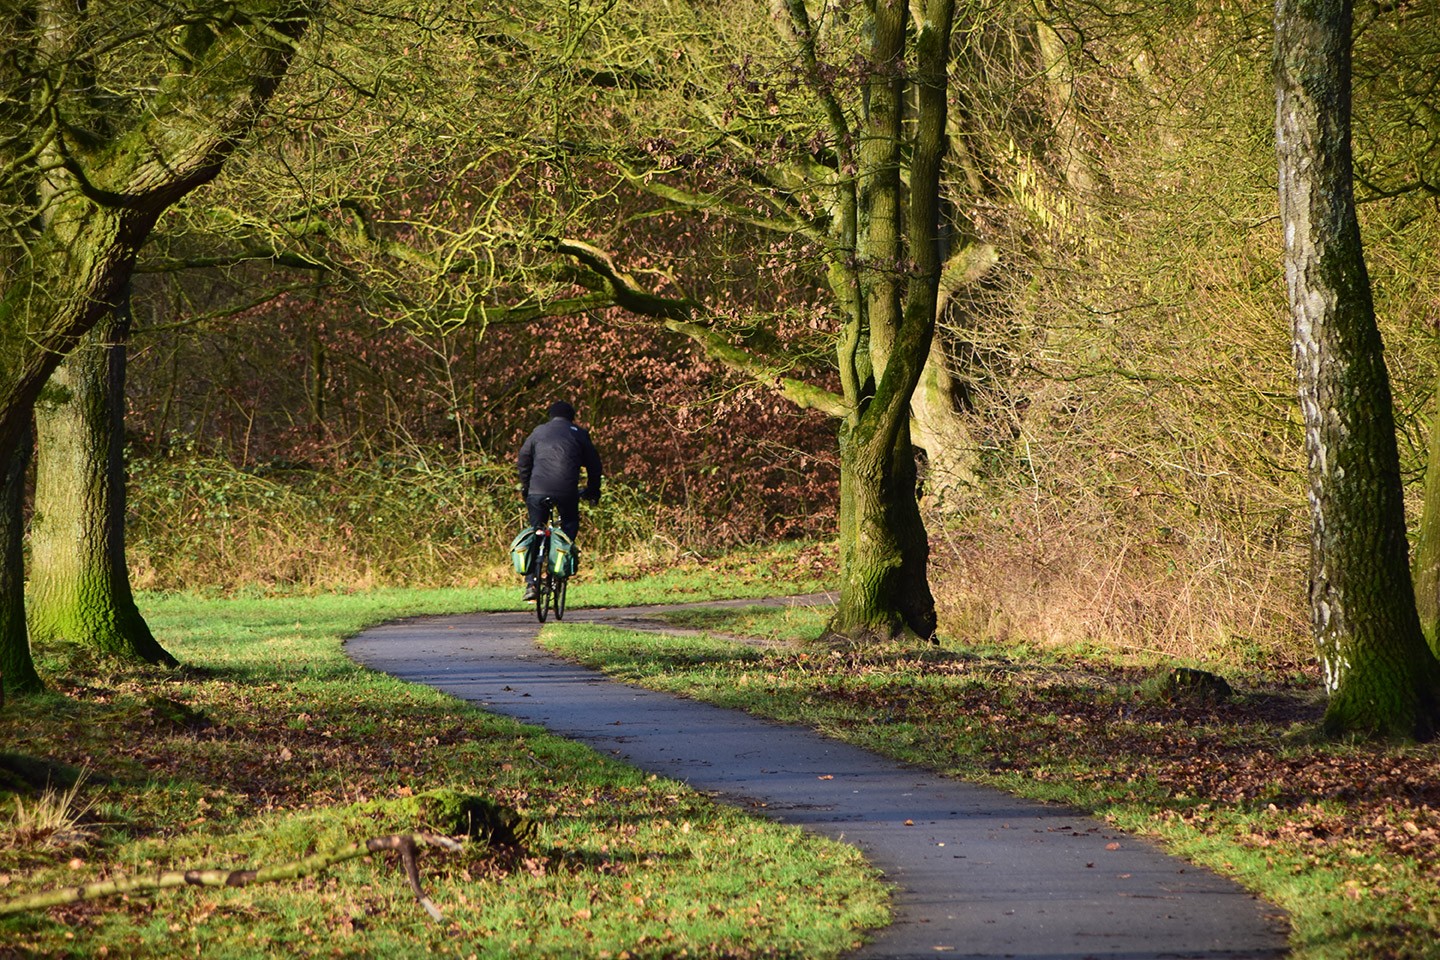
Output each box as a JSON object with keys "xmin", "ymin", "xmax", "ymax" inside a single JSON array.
[{"xmin": 517, "ymin": 400, "xmax": 602, "ymax": 601}]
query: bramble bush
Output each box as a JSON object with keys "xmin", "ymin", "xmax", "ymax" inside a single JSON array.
[
  {"xmin": 127, "ymin": 452, "xmax": 634, "ymax": 591},
  {"xmin": 126, "ymin": 296, "xmax": 842, "ymax": 594},
  {"xmin": 124, "ymin": 444, "xmax": 821, "ymax": 593}
]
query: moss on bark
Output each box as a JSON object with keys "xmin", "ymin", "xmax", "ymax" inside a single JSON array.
[
  {"xmin": 28, "ymin": 309, "xmax": 175, "ymax": 666},
  {"xmin": 827, "ymin": 418, "xmax": 937, "ymax": 645},
  {"xmin": 1276, "ymin": 0, "xmax": 1440, "ymax": 739}
]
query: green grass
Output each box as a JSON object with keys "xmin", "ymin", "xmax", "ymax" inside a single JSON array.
[
  {"xmin": 652, "ymin": 605, "xmax": 830, "ymax": 645},
  {"xmin": 0, "ymin": 562, "xmax": 885, "ymax": 959},
  {"xmin": 540, "ymin": 604, "xmax": 1440, "ymax": 960}
]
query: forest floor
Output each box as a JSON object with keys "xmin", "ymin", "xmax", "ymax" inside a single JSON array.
[
  {"xmin": 538, "ymin": 600, "xmax": 1440, "ymax": 960},
  {"xmin": 0, "ymin": 570, "xmax": 880, "ymax": 959},
  {"xmin": 4, "ymin": 556, "xmax": 1440, "ymax": 958}
]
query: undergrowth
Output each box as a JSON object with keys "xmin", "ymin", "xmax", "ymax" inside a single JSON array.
[{"xmin": 125, "ymin": 453, "xmax": 781, "ymax": 595}]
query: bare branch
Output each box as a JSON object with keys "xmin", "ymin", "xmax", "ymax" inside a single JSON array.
[{"xmin": 0, "ymin": 833, "xmax": 463, "ymax": 920}]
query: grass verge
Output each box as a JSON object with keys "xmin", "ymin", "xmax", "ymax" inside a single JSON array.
[
  {"xmin": 0, "ymin": 563, "xmax": 883, "ymax": 959},
  {"xmin": 541, "ymin": 603, "xmax": 1440, "ymax": 960}
]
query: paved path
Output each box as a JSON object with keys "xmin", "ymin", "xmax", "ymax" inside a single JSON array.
[{"xmin": 346, "ymin": 601, "xmax": 1288, "ymax": 960}]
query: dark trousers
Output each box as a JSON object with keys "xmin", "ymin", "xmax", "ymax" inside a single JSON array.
[{"xmin": 525, "ymin": 493, "xmax": 580, "ymax": 582}]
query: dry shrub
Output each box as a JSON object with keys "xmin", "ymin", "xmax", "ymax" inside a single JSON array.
[
  {"xmin": 930, "ymin": 507, "xmax": 1309, "ymax": 670},
  {"xmin": 924, "ymin": 7, "xmax": 1319, "ymax": 671},
  {"xmin": 3, "ymin": 773, "xmax": 94, "ymax": 850},
  {"xmin": 929, "ymin": 237, "xmax": 1317, "ymax": 670},
  {"xmin": 129, "ymin": 457, "xmax": 538, "ymax": 592},
  {"xmin": 124, "ymin": 453, "xmax": 753, "ymax": 593}
]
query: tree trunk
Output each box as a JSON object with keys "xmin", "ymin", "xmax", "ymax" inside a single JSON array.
[
  {"xmin": 28, "ymin": 298, "xmax": 175, "ymax": 665},
  {"xmin": 1, "ymin": 425, "xmax": 43, "ymax": 700},
  {"xmin": 831, "ymin": 416, "xmax": 935, "ymax": 642},
  {"xmin": 911, "ymin": 333, "xmax": 978, "ymax": 505},
  {"xmin": 309, "ymin": 331, "xmax": 327, "ymax": 430},
  {"xmin": 908, "ymin": 188, "xmax": 1001, "ymax": 508},
  {"xmin": 1034, "ymin": 12, "xmax": 1099, "ymax": 196},
  {"xmin": 1275, "ymin": 0, "xmax": 1440, "ymax": 739},
  {"xmin": 1412, "ymin": 381, "xmax": 1440, "ymax": 648},
  {"xmin": 601, "ymin": 0, "xmax": 955, "ymax": 643},
  {"xmin": 824, "ymin": 0, "xmax": 953, "ymax": 644}
]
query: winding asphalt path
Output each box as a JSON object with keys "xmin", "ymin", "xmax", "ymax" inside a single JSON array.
[{"xmin": 346, "ymin": 599, "xmax": 1288, "ymax": 959}]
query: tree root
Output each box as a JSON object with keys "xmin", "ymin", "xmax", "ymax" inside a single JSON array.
[{"xmin": 0, "ymin": 832, "xmax": 462, "ymax": 920}]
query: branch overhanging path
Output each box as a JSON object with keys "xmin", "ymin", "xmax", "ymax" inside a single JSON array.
[{"xmin": 345, "ymin": 599, "xmax": 1288, "ymax": 959}]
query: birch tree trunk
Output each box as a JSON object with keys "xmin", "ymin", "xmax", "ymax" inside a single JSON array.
[{"xmin": 1275, "ymin": 0, "xmax": 1440, "ymax": 738}]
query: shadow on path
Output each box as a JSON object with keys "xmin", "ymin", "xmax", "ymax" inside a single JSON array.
[{"xmin": 345, "ymin": 600, "xmax": 1288, "ymax": 960}]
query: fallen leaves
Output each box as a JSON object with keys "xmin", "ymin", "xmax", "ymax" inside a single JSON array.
[{"xmin": 595, "ymin": 623, "xmax": 1440, "ymax": 957}]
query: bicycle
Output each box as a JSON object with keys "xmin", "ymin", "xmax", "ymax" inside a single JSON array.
[{"xmin": 528, "ymin": 498, "xmax": 572, "ymax": 623}]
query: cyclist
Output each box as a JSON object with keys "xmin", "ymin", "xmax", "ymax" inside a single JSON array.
[{"xmin": 516, "ymin": 400, "xmax": 602, "ymax": 601}]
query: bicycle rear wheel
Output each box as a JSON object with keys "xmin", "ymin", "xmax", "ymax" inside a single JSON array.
[
  {"xmin": 552, "ymin": 576, "xmax": 567, "ymax": 620},
  {"xmin": 534, "ymin": 543, "xmax": 551, "ymax": 623}
]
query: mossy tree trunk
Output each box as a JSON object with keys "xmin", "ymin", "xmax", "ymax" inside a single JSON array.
[
  {"xmin": 1, "ymin": 426, "xmax": 43, "ymax": 700},
  {"xmin": 1412, "ymin": 383, "xmax": 1440, "ymax": 648},
  {"xmin": 573, "ymin": 0, "xmax": 988, "ymax": 643},
  {"xmin": 820, "ymin": 0, "xmax": 955, "ymax": 643},
  {"xmin": 832, "ymin": 415, "xmax": 937, "ymax": 642},
  {"xmin": 0, "ymin": 0, "xmax": 309, "ymax": 683},
  {"xmin": 1275, "ymin": 0, "xmax": 1440, "ymax": 739},
  {"xmin": 28, "ymin": 296, "xmax": 174, "ymax": 665}
]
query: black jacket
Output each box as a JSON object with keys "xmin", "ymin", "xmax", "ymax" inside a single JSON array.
[{"xmin": 517, "ymin": 417, "xmax": 603, "ymax": 499}]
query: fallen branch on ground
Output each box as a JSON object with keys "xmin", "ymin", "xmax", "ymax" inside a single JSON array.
[{"xmin": 0, "ymin": 832, "xmax": 462, "ymax": 920}]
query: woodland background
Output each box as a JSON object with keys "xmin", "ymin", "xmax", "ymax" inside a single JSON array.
[{"xmin": 116, "ymin": 0, "xmax": 1436, "ymax": 675}]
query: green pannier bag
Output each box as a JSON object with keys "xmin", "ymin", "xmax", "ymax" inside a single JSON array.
[
  {"xmin": 549, "ymin": 529, "xmax": 578, "ymax": 577},
  {"xmin": 509, "ymin": 527, "xmax": 537, "ymax": 574}
]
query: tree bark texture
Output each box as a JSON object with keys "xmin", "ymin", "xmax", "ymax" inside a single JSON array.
[
  {"xmin": 1275, "ymin": 0, "xmax": 1440, "ymax": 738},
  {"xmin": 1412, "ymin": 381, "xmax": 1440, "ymax": 648},
  {"xmin": 857, "ymin": 0, "xmax": 906, "ymax": 377},
  {"xmin": 29, "ymin": 303, "xmax": 175, "ymax": 665},
  {"xmin": 832, "ymin": 418, "xmax": 936, "ymax": 641},
  {"xmin": 0, "ymin": 427, "xmax": 43, "ymax": 699},
  {"xmin": 826, "ymin": 0, "xmax": 954, "ymax": 643}
]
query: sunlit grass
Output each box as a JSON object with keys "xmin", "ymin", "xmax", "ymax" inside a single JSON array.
[{"xmin": 0, "ymin": 562, "xmax": 883, "ymax": 959}]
